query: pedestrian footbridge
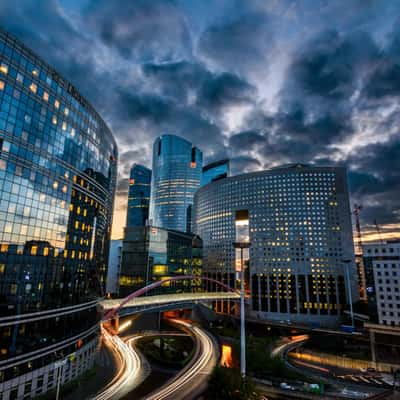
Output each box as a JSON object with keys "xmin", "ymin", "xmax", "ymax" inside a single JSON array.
[{"xmin": 100, "ymin": 291, "xmax": 240, "ymax": 319}]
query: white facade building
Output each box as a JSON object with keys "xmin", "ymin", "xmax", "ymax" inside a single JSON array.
[
  {"xmin": 363, "ymin": 241, "xmax": 400, "ymax": 326},
  {"xmin": 193, "ymin": 164, "xmax": 358, "ymax": 327}
]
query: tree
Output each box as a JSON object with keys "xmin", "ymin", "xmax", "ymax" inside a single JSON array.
[{"xmin": 206, "ymin": 366, "xmax": 259, "ymax": 400}]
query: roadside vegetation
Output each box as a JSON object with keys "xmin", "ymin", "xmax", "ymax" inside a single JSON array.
[
  {"xmin": 137, "ymin": 335, "xmax": 194, "ymax": 368},
  {"xmin": 205, "ymin": 366, "xmax": 260, "ymax": 400}
]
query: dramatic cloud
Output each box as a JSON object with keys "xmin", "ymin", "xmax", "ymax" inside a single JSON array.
[{"xmin": 0, "ymin": 0, "xmax": 399, "ymax": 240}]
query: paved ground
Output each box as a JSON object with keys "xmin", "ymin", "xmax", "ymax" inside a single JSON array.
[{"xmin": 64, "ymin": 341, "xmax": 118, "ymax": 400}]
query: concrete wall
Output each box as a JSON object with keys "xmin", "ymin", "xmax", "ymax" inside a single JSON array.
[{"xmin": 0, "ymin": 337, "xmax": 98, "ymax": 399}]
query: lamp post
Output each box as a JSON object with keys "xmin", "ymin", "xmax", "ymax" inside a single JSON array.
[
  {"xmin": 55, "ymin": 358, "xmax": 67, "ymax": 400},
  {"xmin": 342, "ymin": 259, "xmax": 355, "ymax": 328},
  {"xmin": 233, "ymin": 241, "xmax": 250, "ymax": 378}
]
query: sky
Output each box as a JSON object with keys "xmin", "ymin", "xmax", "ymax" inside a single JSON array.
[{"xmin": 0, "ymin": 0, "xmax": 399, "ymax": 242}]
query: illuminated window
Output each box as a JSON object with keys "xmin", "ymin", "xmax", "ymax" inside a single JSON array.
[
  {"xmin": 28, "ymin": 82, "xmax": 38, "ymax": 94},
  {"xmin": 53, "ymin": 181, "xmax": 58, "ymax": 189},
  {"xmin": 0, "ymin": 264, "xmax": 5, "ymax": 274},
  {"xmin": 32, "ymin": 69, "xmax": 39, "ymax": 76},
  {"xmin": 43, "ymin": 91, "xmax": 49, "ymax": 101},
  {"xmin": 153, "ymin": 265, "xmax": 168, "ymax": 275},
  {"xmin": 0, "ymin": 81, "xmax": 4, "ymax": 90},
  {"xmin": 52, "ymin": 116, "xmax": 57, "ymax": 125},
  {"xmin": 64, "ymin": 107, "xmax": 69, "ymax": 116},
  {"xmin": 31, "ymin": 246, "xmax": 38, "ymax": 256},
  {"xmin": 62, "ymin": 122, "xmax": 67, "ymax": 131},
  {"xmin": 43, "ymin": 247, "xmax": 49, "ymax": 256},
  {"xmin": 54, "ymin": 99, "xmax": 60, "ymax": 109},
  {"xmin": 0, "ymin": 63, "xmax": 8, "ymax": 74},
  {"xmin": 71, "ymin": 128, "xmax": 75, "ymax": 137},
  {"xmin": 62, "ymin": 185, "xmax": 67, "ymax": 193},
  {"xmin": 1, "ymin": 244, "xmax": 9, "ymax": 253}
]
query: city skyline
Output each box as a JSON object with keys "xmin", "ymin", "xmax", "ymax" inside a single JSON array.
[{"xmin": 0, "ymin": 1, "xmax": 399, "ymax": 242}]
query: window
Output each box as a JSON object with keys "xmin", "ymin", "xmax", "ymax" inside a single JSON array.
[
  {"xmin": 31, "ymin": 246, "xmax": 38, "ymax": 256},
  {"xmin": 0, "ymin": 63, "xmax": 8, "ymax": 74},
  {"xmin": 29, "ymin": 82, "xmax": 37, "ymax": 93},
  {"xmin": 54, "ymin": 99, "xmax": 60, "ymax": 109},
  {"xmin": 0, "ymin": 80, "xmax": 4, "ymax": 90},
  {"xmin": 43, "ymin": 91, "xmax": 49, "ymax": 101}
]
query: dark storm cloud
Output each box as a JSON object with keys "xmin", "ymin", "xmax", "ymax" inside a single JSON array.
[
  {"xmin": 229, "ymin": 131, "xmax": 265, "ymax": 150},
  {"xmin": 85, "ymin": 0, "xmax": 192, "ymax": 61},
  {"xmin": 0, "ymin": 0, "xmax": 399, "ymax": 237},
  {"xmin": 143, "ymin": 61, "xmax": 255, "ymax": 112},
  {"xmin": 197, "ymin": 73, "xmax": 254, "ymax": 111},
  {"xmin": 198, "ymin": 12, "xmax": 273, "ymax": 75},
  {"xmin": 363, "ymin": 27, "xmax": 400, "ymax": 99},
  {"xmin": 288, "ymin": 30, "xmax": 378, "ymax": 99},
  {"xmin": 230, "ymin": 156, "xmax": 262, "ymax": 175},
  {"xmin": 115, "ymin": 89, "xmax": 223, "ymax": 151}
]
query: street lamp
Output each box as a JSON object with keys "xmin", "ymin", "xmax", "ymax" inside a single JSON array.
[
  {"xmin": 342, "ymin": 259, "xmax": 355, "ymax": 328},
  {"xmin": 233, "ymin": 241, "xmax": 250, "ymax": 378}
]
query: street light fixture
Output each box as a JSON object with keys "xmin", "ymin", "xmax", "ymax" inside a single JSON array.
[
  {"xmin": 342, "ymin": 259, "xmax": 355, "ymax": 328},
  {"xmin": 233, "ymin": 241, "xmax": 250, "ymax": 378}
]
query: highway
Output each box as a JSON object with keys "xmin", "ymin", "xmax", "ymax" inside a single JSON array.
[
  {"xmin": 145, "ymin": 319, "xmax": 218, "ymax": 400},
  {"xmin": 92, "ymin": 328, "xmax": 150, "ymax": 400}
]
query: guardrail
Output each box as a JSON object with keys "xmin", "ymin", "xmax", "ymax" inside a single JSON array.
[{"xmin": 0, "ymin": 298, "xmax": 100, "ymax": 327}]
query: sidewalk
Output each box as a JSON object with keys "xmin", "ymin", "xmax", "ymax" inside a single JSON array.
[{"xmin": 63, "ymin": 342, "xmax": 118, "ymax": 400}]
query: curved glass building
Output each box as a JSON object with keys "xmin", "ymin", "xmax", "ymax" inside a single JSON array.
[
  {"xmin": 149, "ymin": 134, "xmax": 202, "ymax": 232},
  {"xmin": 193, "ymin": 164, "xmax": 358, "ymax": 327},
  {"xmin": 0, "ymin": 28, "xmax": 117, "ymax": 397}
]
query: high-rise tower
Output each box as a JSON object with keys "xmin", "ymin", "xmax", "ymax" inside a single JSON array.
[
  {"xmin": 149, "ymin": 134, "xmax": 202, "ymax": 232},
  {"xmin": 126, "ymin": 164, "xmax": 151, "ymax": 227},
  {"xmin": 0, "ymin": 28, "xmax": 117, "ymax": 398}
]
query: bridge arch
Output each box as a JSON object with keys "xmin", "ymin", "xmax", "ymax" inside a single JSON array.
[{"xmin": 104, "ymin": 275, "xmax": 237, "ymax": 321}]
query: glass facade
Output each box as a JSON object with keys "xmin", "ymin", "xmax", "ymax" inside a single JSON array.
[
  {"xmin": 126, "ymin": 164, "xmax": 151, "ymax": 227},
  {"xmin": 119, "ymin": 226, "xmax": 202, "ymax": 297},
  {"xmin": 149, "ymin": 134, "xmax": 202, "ymax": 233},
  {"xmin": 193, "ymin": 164, "xmax": 358, "ymax": 326},
  {"xmin": 201, "ymin": 159, "xmax": 230, "ymax": 186},
  {"xmin": 0, "ymin": 28, "xmax": 117, "ymax": 390}
]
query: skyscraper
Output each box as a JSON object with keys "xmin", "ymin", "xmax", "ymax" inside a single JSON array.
[
  {"xmin": 201, "ymin": 159, "xmax": 230, "ymax": 186},
  {"xmin": 149, "ymin": 134, "xmax": 202, "ymax": 232},
  {"xmin": 126, "ymin": 164, "xmax": 151, "ymax": 227},
  {"xmin": 0, "ymin": 28, "xmax": 117, "ymax": 397},
  {"xmin": 193, "ymin": 164, "xmax": 358, "ymax": 327}
]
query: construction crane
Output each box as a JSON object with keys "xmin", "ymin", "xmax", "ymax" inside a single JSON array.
[
  {"xmin": 374, "ymin": 219, "xmax": 384, "ymax": 244},
  {"xmin": 352, "ymin": 204, "xmax": 367, "ymax": 300},
  {"xmin": 353, "ymin": 204, "xmax": 363, "ymax": 255}
]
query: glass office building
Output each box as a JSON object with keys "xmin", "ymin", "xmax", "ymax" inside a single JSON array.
[
  {"xmin": 149, "ymin": 134, "xmax": 202, "ymax": 233},
  {"xmin": 119, "ymin": 226, "xmax": 202, "ymax": 297},
  {"xmin": 201, "ymin": 159, "xmax": 230, "ymax": 186},
  {"xmin": 0, "ymin": 28, "xmax": 117, "ymax": 397},
  {"xmin": 193, "ymin": 164, "xmax": 358, "ymax": 327},
  {"xmin": 126, "ymin": 164, "xmax": 151, "ymax": 227}
]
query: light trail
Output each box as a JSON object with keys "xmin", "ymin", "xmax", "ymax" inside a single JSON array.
[
  {"xmin": 291, "ymin": 358, "xmax": 330, "ymax": 373},
  {"xmin": 92, "ymin": 328, "xmax": 149, "ymax": 400},
  {"xmin": 146, "ymin": 319, "xmax": 217, "ymax": 400}
]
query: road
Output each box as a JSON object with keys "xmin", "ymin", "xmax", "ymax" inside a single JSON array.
[
  {"xmin": 145, "ymin": 319, "xmax": 218, "ymax": 400},
  {"xmin": 92, "ymin": 328, "xmax": 150, "ymax": 400}
]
